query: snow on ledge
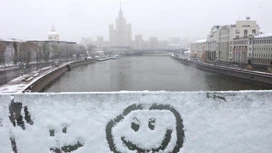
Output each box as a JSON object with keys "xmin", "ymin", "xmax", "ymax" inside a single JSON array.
[
  {"xmin": 0, "ymin": 91, "xmax": 272, "ymax": 153},
  {"xmin": 255, "ymin": 33, "xmax": 272, "ymax": 38}
]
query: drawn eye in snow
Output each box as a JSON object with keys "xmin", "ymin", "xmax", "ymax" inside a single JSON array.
[
  {"xmin": 106, "ymin": 104, "xmax": 185, "ymax": 153},
  {"xmin": 8, "ymin": 97, "xmax": 34, "ymax": 153},
  {"xmin": 49, "ymin": 125, "xmax": 84, "ymax": 153},
  {"xmin": 8, "ymin": 98, "xmax": 33, "ymax": 130}
]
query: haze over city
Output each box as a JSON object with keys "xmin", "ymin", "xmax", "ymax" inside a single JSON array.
[{"xmin": 1, "ymin": 0, "xmax": 272, "ymax": 42}]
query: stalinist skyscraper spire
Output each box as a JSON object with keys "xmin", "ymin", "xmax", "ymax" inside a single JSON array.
[
  {"xmin": 109, "ymin": 2, "xmax": 132, "ymax": 47},
  {"xmin": 119, "ymin": 1, "xmax": 123, "ymax": 19}
]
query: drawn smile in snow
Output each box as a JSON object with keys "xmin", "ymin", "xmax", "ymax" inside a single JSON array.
[{"xmin": 106, "ymin": 104, "xmax": 185, "ymax": 153}]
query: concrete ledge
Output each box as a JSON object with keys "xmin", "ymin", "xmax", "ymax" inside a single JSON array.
[{"xmin": 0, "ymin": 91, "xmax": 271, "ymax": 153}]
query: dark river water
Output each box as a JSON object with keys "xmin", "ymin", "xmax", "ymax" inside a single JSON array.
[{"xmin": 46, "ymin": 56, "xmax": 270, "ymax": 92}]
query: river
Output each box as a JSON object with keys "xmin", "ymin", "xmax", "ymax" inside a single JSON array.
[{"xmin": 46, "ymin": 56, "xmax": 270, "ymax": 92}]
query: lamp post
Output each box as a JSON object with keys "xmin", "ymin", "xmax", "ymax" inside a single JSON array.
[
  {"xmin": 4, "ymin": 59, "xmax": 7, "ymax": 84},
  {"xmin": 36, "ymin": 49, "xmax": 38, "ymax": 70}
]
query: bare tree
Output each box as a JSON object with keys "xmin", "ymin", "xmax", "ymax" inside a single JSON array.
[
  {"xmin": 51, "ymin": 42, "xmax": 60, "ymax": 61},
  {"xmin": 86, "ymin": 44, "xmax": 96, "ymax": 58},
  {"xmin": 0, "ymin": 41, "xmax": 7, "ymax": 65},
  {"xmin": 18, "ymin": 42, "xmax": 32, "ymax": 65},
  {"xmin": 42, "ymin": 42, "xmax": 50, "ymax": 62},
  {"xmin": 13, "ymin": 42, "xmax": 18, "ymax": 64}
]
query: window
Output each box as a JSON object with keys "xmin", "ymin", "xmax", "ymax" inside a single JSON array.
[
  {"xmin": 244, "ymin": 30, "xmax": 248, "ymax": 36},
  {"xmin": 252, "ymin": 30, "xmax": 256, "ymax": 34}
]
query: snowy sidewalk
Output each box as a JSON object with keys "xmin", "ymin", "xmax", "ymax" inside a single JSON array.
[{"xmin": 0, "ymin": 62, "xmax": 74, "ymax": 93}]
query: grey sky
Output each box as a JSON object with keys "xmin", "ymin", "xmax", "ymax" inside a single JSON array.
[{"xmin": 0, "ymin": 0, "xmax": 271, "ymax": 42}]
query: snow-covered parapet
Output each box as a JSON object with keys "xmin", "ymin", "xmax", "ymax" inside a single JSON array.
[
  {"xmin": 0, "ymin": 91, "xmax": 272, "ymax": 153},
  {"xmin": 255, "ymin": 33, "xmax": 272, "ymax": 38},
  {"xmin": 195, "ymin": 39, "xmax": 207, "ymax": 43}
]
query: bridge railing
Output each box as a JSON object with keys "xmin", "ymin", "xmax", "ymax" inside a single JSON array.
[{"xmin": 0, "ymin": 91, "xmax": 271, "ymax": 153}]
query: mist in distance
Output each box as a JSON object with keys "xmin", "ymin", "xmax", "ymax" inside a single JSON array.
[{"xmin": 0, "ymin": 0, "xmax": 271, "ymax": 42}]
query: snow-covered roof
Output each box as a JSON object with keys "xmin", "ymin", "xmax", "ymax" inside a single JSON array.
[
  {"xmin": 0, "ymin": 38, "xmax": 24, "ymax": 42},
  {"xmin": 255, "ymin": 33, "xmax": 272, "ymax": 38},
  {"xmin": 95, "ymin": 51, "xmax": 104, "ymax": 53},
  {"xmin": 169, "ymin": 44, "xmax": 181, "ymax": 46},
  {"xmin": 195, "ymin": 39, "xmax": 207, "ymax": 43},
  {"xmin": 48, "ymin": 31, "xmax": 59, "ymax": 36}
]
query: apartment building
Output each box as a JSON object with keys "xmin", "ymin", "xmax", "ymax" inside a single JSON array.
[
  {"xmin": 251, "ymin": 34, "xmax": 272, "ymax": 65},
  {"xmin": 206, "ymin": 26, "xmax": 221, "ymax": 60},
  {"xmin": 217, "ymin": 25, "xmax": 236, "ymax": 62},
  {"xmin": 202, "ymin": 17, "xmax": 260, "ymax": 62},
  {"xmin": 191, "ymin": 39, "xmax": 207, "ymax": 58}
]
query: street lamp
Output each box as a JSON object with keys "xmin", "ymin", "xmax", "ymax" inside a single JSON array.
[
  {"xmin": 4, "ymin": 59, "xmax": 7, "ymax": 84},
  {"xmin": 36, "ymin": 49, "xmax": 38, "ymax": 70}
]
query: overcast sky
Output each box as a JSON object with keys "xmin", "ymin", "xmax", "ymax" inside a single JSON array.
[{"xmin": 0, "ymin": 0, "xmax": 271, "ymax": 42}]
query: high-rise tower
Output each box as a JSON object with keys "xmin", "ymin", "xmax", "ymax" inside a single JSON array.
[{"xmin": 109, "ymin": 2, "xmax": 132, "ymax": 47}]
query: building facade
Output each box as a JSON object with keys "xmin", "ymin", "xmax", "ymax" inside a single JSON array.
[
  {"xmin": 232, "ymin": 38, "xmax": 250, "ymax": 64},
  {"xmin": 206, "ymin": 26, "xmax": 221, "ymax": 60},
  {"xmin": 109, "ymin": 7, "xmax": 132, "ymax": 47},
  {"xmin": 134, "ymin": 35, "xmax": 143, "ymax": 50},
  {"xmin": 231, "ymin": 34, "xmax": 272, "ymax": 66},
  {"xmin": 191, "ymin": 39, "xmax": 207, "ymax": 58},
  {"xmin": 203, "ymin": 17, "xmax": 260, "ymax": 62},
  {"xmin": 235, "ymin": 17, "xmax": 260, "ymax": 39},
  {"xmin": 217, "ymin": 25, "xmax": 236, "ymax": 62},
  {"xmin": 251, "ymin": 34, "xmax": 272, "ymax": 65},
  {"xmin": 229, "ymin": 17, "xmax": 260, "ymax": 62}
]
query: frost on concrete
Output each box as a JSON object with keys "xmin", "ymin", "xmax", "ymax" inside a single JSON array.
[{"xmin": 0, "ymin": 91, "xmax": 272, "ymax": 153}]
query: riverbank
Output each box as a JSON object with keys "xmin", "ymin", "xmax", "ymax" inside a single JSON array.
[
  {"xmin": 0, "ymin": 59, "xmax": 97, "ymax": 93},
  {"xmin": 0, "ymin": 59, "xmax": 73, "ymax": 86},
  {"xmin": 171, "ymin": 55, "xmax": 272, "ymax": 86},
  {"xmin": 22, "ymin": 59, "xmax": 96, "ymax": 92}
]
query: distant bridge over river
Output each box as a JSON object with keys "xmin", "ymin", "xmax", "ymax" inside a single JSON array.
[{"xmin": 104, "ymin": 46, "xmax": 188, "ymax": 56}]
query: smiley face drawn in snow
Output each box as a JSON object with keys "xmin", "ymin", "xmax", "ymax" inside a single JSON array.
[{"xmin": 106, "ymin": 104, "xmax": 185, "ymax": 153}]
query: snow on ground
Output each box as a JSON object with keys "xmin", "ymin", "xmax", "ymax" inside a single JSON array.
[
  {"xmin": 0, "ymin": 62, "xmax": 73, "ymax": 93},
  {"xmin": 0, "ymin": 91, "xmax": 271, "ymax": 153}
]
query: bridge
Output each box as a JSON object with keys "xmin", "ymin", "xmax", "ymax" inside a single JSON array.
[
  {"xmin": 125, "ymin": 49, "xmax": 186, "ymax": 56},
  {"xmin": 102, "ymin": 46, "xmax": 187, "ymax": 56}
]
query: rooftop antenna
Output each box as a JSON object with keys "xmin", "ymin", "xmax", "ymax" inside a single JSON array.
[{"xmin": 246, "ymin": 16, "xmax": 250, "ymax": 20}]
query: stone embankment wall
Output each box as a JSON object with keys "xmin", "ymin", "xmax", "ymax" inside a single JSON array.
[
  {"xmin": 172, "ymin": 56, "xmax": 272, "ymax": 85},
  {"xmin": 23, "ymin": 59, "xmax": 96, "ymax": 92}
]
